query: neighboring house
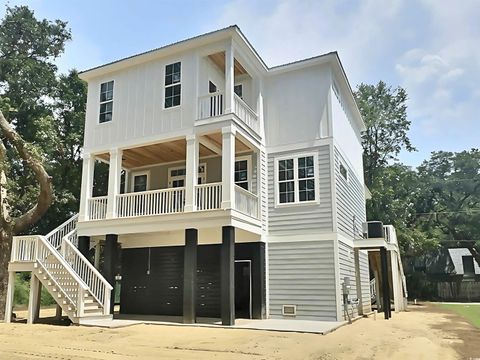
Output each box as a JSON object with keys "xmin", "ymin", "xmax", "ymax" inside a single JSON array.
[{"xmin": 6, "ymin": 26, "xmax": 374, "ymax": 325}]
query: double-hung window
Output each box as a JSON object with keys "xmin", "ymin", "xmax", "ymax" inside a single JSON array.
[
  {"xmin": 99, "ymin": 80, "xmax": 114, "ymax": 123},
  {"xmin": 235, "ymin": 157, "xmax": 250, "ymax": 190},
  {"xmin": 276, "ymin": 154, "xmax": 317, "ymax": 205},
  {"xmin": 164, "ymin": 62, "xmax": 181, "ymax": 108}
]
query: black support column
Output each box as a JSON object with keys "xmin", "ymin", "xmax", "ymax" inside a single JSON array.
[
  {"xmin": 104, "ymin": 234, "xmax": 118, "ymax": 314},
  {"xmin": 380, "ymin": 247, "xmax": 391, "ymax": 320},
  {"xmin": 252, "ymin": 243, "xmax": 266, "ymax": 319},
  {"xmin": 221, "ymin": 226, "xmax": 235, "ymax": 325},
  {"xmin": 77, "ymin": 236, "xmax": 90, "ymax": 259},
  {"xmin": 183, "ymin": 228, "xmax": 198, "ymax": 324}
]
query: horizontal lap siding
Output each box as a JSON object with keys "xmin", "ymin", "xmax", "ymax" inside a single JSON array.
[
  {"xmin": 334, "ymin": 147, "xmax": 366, "ymax": 238},
  {"xmin": 269, "ymin": 240, "xmax": 337, "ymax": 320},
  {"xmin": 267, "ymin": 145, "xmax": 333, "ymax": 236},
  {"xmin": 359, "ymin": 250, "xmax": 372, "ymax": 314},
  {"xmin": 338, "ymin": 241, "xmax": 358, "ymax": 319}
]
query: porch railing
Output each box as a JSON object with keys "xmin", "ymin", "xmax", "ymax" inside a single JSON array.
[
  {"xmin": 195, "ymin": 182, "xmax": 222, "ymax": 211},
  {"xmin": 234, "ymin": 185, "xmax": 259, "ymax": 218},
  {"xmin": 116, "ymin": 187, "xmax": 185, "ymax": 217},
  {"xmin": 198, "ymin": 91, "xmax": 224, "ymax": 119},
  {"xmin": 234, "ymin": 94, "xmax": 259, "ymax": 133},
  {"xmin": 88, "ymin": 196, "xmax": 108, "ymax": 220},
  {"xmin": 11, "ymin": 236, "xmax": 38, "ymax": 262}
]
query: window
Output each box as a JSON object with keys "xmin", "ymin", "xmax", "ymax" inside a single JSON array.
[
  {"xmin": 209, "ymin": 81, "xmax": 217, "ymax": 93},
  {"xmin": 235, "ymin": 158, "xmax": 249, "ymax": 190},
  {"xmin": 340, "ymin": 163, "xmax": 348, "ymax": 181},
  {"xmin": 234, "ymin": 84, "xmax": 243, "ymax": 99},
  {"xmin": 164, "ymin": 62, "xmax": 181, "ymax": 108},
  {"xmin": 276, "ymin": 154, "xmax": 317, "ymax": 205},
  {"xmin": 99, "ymin": 81, "xmax": 114, "ymax": 123},
  {"xmin": 132, "ymin": 173, "xmax": 149, "ymax": 192},
  {"xmin": 462, "ymin": 256, "xmax": 475, "ymax": 276},
  {"xmin": 168, "ymin": 164, "xmax": 207, "ymax": 187}
]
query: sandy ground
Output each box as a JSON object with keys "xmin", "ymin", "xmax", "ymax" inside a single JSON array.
[{"xmin": 0, "ymin": 303, "xmax": 478, "ymax": 360}]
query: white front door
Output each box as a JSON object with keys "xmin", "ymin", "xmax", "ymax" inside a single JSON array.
[{"xmin": 168, "ymin": 164, "xmax": 207, "ymax": 187}]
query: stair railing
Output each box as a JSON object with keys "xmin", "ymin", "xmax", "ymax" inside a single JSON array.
[{"xmin": 44, "ymin": 214, "xmax": 79, "ymax": 249}]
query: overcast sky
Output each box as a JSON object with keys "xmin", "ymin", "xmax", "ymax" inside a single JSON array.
[{"xmin": 3, "ymin": 0, "xmax": 479, "ymax": 167}]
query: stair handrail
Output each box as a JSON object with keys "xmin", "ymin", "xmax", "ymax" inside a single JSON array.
[
  {"xmin": 45, "ymin": 213, "xmax": 79, "ymax": 249},
  {"xmin": 35, "ymin": 234, "xmax": 89, "ymax": 309},
  {"xmin": 62, "ymin": 229, "xmax": 113, "ymax": 315}
]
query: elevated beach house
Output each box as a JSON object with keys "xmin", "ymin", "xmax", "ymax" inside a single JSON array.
[{"xmin": 6, "ymin": 26, "xmax": 381, "ymax": 325}]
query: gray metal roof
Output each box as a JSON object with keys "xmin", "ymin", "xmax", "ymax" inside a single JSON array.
[{"xmin": 448, "ymin": 248, "xmax": 480, "ymax": 275}]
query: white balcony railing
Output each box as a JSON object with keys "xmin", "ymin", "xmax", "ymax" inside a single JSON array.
[
  {"xmin": 233, "ymin": 94, "xmax": 259, "ymax": 133},
  {"xmin": 234, "ymin": 185, "xmax": 259, "ymax": 218},
  {"xmin": 88, "ymin": 196, "xmax": 108, "ymax": 220},
  {"xmin": 198, "ymin": 91, "xmax": 224, "ymax": 119},
  {"xmin": 11, "ymin": 236, "xmax": 38, "ymax": 262},
  {"xmin": 116, "ymin": 187, "xmax": 185, "ymax": 217},
  {"xmin": 195, "ymin": 182, "xmax": 222, "ymax": 211}
]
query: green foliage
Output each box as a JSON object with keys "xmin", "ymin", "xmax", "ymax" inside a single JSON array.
[{"xmin": 13, "ymin": 273, "xmax": 55, "ymax": 306}]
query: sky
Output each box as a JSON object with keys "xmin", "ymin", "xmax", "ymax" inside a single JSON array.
[{"xmin": 2, "ymin": 0, "xmax": 479, "ymax": 167}]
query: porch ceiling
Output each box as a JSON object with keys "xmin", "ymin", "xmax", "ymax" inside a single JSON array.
[
  {"xmin": 96, "ymin": 135, "xmax": 251, "ymax": 169},
  {"xmin": 208, "ymin": 52, "xmax": 248, "ymax": 76}
]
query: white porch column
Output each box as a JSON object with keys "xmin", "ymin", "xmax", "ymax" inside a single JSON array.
[
  {"xmin": 106, "ymin": 148, "xmax": 123, "ymax": 219},
  {"xmin": 224, "ymin": 40, "xmax": 235, "ymax": 114},
  {"xmin": 391, "ymin": 250, "xmax": 401, "ymax": 313},
  {"xmin": 27, "ymin": 275, "xmax": 40, "ymax": 324},
  {"xmin": 221, "ymin": 126, "xmax": 236, "ymax": 209},
  {"xmin": 4, "ymin": 271, "xmax": 15, "ymax": 323},
  {"xmin": 185, "ymin": 134, "xmax": 199, "ymax": 212},
  {"xmin": 78, "ymin": 153, "xmax": 95, "ymax": 221}
]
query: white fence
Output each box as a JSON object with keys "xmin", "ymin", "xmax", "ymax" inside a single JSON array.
[
  {"xmin": 88, "ymin": 196, "xmax": 108, "ymax": 220},
  {"xmin": 195, "ymin": 182, "xmax": 222, "ymax": 211},
  {"xmin": 234, "ymin": 185, "xmax": 259, "ymax": 218},
  {"xmin": 198, "ymin": 91, "xmax": 224, "ymax": 119},
  {"xmin": 116, "ymin": 187, "xmax": 185, "ymax": 217}
]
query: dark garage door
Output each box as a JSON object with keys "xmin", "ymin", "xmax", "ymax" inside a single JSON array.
[
  {"xmin": 196, "ymin": 245, "xmax": 221, "ymax": 318},
  {"xmin": 121, "ymin": 246, "xmax": 184, "ymax": 315}
]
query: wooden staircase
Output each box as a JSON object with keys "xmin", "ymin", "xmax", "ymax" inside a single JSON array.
[{"xmin": 9, "ymin": 214, "xmax": 113, "ymax": 324}]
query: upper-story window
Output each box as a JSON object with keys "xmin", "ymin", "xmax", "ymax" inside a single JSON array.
[
  {"xmin": 234, "ymin": 84, "xmax": 243, "ymax": 99},
  {"xmin": 164, "ymin": 62, "xmax": 181, "ymax": 108},
  {"xmin": 235, "ymin": 156, "xmax": 250, "ymax": 190},
  {"xmin": 99, "ymin": 80, "xmax": 114, "ymax": 123},
  {"xmin": 276, "ymin": 154, "xmax": 317, "ymax": 205},
  {"xmin": 339, "ymin": 163, "xmax": 348, "ymax": 181}
]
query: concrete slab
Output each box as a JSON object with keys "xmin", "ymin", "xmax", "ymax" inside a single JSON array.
[{"xmin": 80, "ymin": 314, "xmax": 346, "ymax": 334}]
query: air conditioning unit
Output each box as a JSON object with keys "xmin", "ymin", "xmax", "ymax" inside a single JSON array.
[{"xmin": 362, "ymin": 221, "xmax": 384, "ymax": 239}]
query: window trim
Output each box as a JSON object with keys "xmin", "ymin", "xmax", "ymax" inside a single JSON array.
[
  {"xmin": 98, "ymin": 80, "xmax": 114, "ymax": 124},
  {"xmin": 234, "ymin": 155, "xmax": 252, "ymax": 191},
  {"xmin": 274, "ymin": 152, "xmax": 319, "ymax": 207},
  {"xmin": 339, "ymin": 162, "xmax": 349, "ymax": 182},
  {"xmin": 163, "ymin": 61, "xmax": 182, "ymax": 110},
  {"xmin": 234, "ymin": 82, "xmax": 244, "ymax": 99},
  {"xmin": 167, "ymin": 163, "xmax": 207, "ymax": 187},
  {"xmin": 131, "ymin": 170, "xmax": 150, "ymax": 193}
]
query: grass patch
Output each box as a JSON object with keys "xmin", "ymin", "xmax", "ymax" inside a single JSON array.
[{"xmin": 438, "ymin": 303, "xmax": 480, "ymax": 329}]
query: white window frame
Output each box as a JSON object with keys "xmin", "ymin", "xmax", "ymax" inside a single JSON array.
[
  {"xmin": 167, "ymin": 163, "xmax": 207, "ymax": 187},
  {"xmin": 274, "ymin": 152, "xmax": 319, "ymax": 207},
  {"xmin": 234, "ymin": 82, "xmax": 244, "ymax": 99},
  {"xmin": 339, "ymin": 161, "xmax": 349, "ymax": 182},
  {"xmin": 234, "ymin": 155, "xmax": 252, "ymax": 191},
  {"xmin": 98, "ymin": 80, "xmax": 114, "ymax": 124},
  {"xmin": 163, "ymin": 61, "xmax": 182, "ymax": 110},
  {"xmin": 131, "ymin": 170, "xmax": 150, "ymax": 193}
]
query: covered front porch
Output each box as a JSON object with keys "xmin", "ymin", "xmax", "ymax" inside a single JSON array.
[{"xmin": 79, "ymin": 126, "xmax": 262, "ymax": 225}]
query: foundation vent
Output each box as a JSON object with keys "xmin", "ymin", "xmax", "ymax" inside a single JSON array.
[{"xmin": 282, "ymin": 304, "xmax": 297, "ymax": 316}]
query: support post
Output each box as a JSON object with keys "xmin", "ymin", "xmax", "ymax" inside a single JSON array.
[
  {"xmin": 94, "ymin": 239, "xmax": 101, "ymax": 270},
  {"xmin": 104, "ymin": 234, "xmax": 118, "ymax": 314},
  {"xmin": 184, "ymin": 135, "xmax": 199, "ymax": 212},
  {"xmin": 5, "ymin": 271, "xmax": 15, "ymax": 323},
  {"xmin": 221, "ymin": 226, "xmax": 235, "ymax": 325},
  {"xmin": 221, "ymin": 126, "xmax": 236, "ymax": 209},
  {"xmin": 183, "ymin": 228, "xmax": 198, "ymax": 324},
  {"xmin": 106, "ymin": 149, "xmax": 123, "ymax": 219},
  {"xmin": 55, "ymin": 304, "xmax": 62, "ymax": 320},
  {"xmin": 354, "ymin": 249, "xmax": 364, "ymax": 315},
  {"xmin": 78, "ymin": 236, "xmax": 90, "ymax": 260},
  {"xmin": 78, "ymin": 153, "xmax": 95, "ymax": 221},
  {"xmin": 34, "ymin": 281, "xmax": 42, "ymax": 322},
  {"xmin": 380, "ymin": 247, "xmax": 390, "ymax": 320},
  {"xmin": 224, "ymin": 40, "xmax": 234, "ymax": 113},
  {"xmin": 27, "ymin": 275, "xmax": 40, "ymax": 324}
]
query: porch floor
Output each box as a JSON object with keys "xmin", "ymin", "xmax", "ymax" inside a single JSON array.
[{"xmin": 80, "ymin": 314, "xmax": 346, "ymax": 334}]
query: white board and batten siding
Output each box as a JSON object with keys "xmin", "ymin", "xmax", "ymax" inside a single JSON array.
[
  {"xmin": 267, "ymin": 145, "xmax": 333, "ymax": 236},
  {"xmin": 268, "ymin": 240, "xmax": 337, "ymax": 321}
]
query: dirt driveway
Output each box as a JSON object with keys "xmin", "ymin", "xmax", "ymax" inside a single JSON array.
[{"xmin": 0, "ymin": 303, "xmax": 478, "ymax": 359}]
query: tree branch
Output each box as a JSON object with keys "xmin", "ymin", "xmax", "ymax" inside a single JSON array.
[{"xmin": 0, "ymin": 110, "xmax": 53, "ymax": 234}]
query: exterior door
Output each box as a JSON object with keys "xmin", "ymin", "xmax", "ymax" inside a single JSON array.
[{"xmin": 235, "ymin": 260, "xmax": 252, "ymax": 319}]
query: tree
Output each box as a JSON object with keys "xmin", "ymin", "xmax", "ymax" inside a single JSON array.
[
  {"xmin": 416, "ymin": 150, "xmax": 480, "ymax": 266},
  {"xmin": 0, "ymin": 5, "xmax": 71, "ymax": 320},
  {"xmin": 355, "ymin": 81, "xmax": 416, "ymax": 187}
]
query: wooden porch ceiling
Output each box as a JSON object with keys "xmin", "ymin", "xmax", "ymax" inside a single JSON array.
[
  {"xmin": 96, "ymin": 135, "xmax": 251, "ymax": 169},
  {"xmin": 208, "ymin": 52, "xmax": 248, "ymax": 76}
]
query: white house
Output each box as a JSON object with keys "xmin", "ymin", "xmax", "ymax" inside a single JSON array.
[{"xmin": 5, "ymin": 26, "xmax": 394, "ymax": 326}]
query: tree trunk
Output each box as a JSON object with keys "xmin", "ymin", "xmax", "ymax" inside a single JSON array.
[{"xmin": 0, "ymin": 230, "xmax": 12, "ymax": 321}]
